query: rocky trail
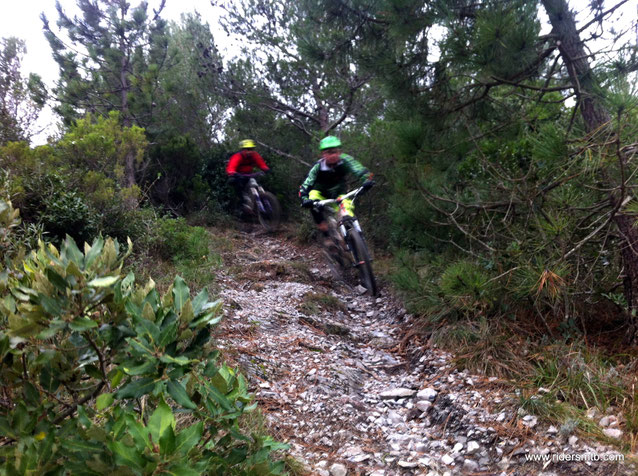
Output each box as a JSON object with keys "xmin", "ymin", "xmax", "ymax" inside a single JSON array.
[{"xmin": 212, "ymin": 224, "xmax": 634, "ymax": 476}]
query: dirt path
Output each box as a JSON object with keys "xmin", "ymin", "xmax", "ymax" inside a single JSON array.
[{"xmin": 212, "ymin": 224, "xmax": 634, "ymax": 476}]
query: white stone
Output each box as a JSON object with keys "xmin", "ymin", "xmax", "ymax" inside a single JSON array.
[
  {"xmin": 398, "ymin": 460, "xmax": 418, "ymax": 468},
  {"xmin": 342, "ymin": 446, "xmax": 364, "ymax": 457},
  {"xmin": 452, "ymin": 442, "xmax": 464, "ymax": 453},
  {"xmin": 466, "ymin": 441, "xmax": 480, "ymax": 454},
  {"xmin": 547, "ymin": 425, "xmax": 558, "ymax": 434},
  {"xmin": 599, "ymin": 416, "xmax": 612, "ymax": 427},
  {"xmin": 415, "ymin": 442, "xmax": 428, "ymax": 452},
  {"xmin": 603, "ymin": 428, "xmax": 623, "ymax": 439},
  {"xmin": 568, "ymin": 435, "xmax": 578, "ymax": 446},
  {"xmin": 441, "ymin": 454, "xmax": 454, "ymax": 465},
  {"xmin": 416, "ymin": 401, "xmax": 433, "ymax": 412},
  {"xmin": 350, "ymin": 454, "xmax": 370, "ymax": 463},
  {"xmin": 329, "ymin": 463, "xmax": 348, "ymax": 476},
  {"xmin": 387, "ymin": 410, "xmax": 403, "ymax": 424},
  {"xmin": 586, "ymin": 407, "xmax": 600, "ymax": 420},
  {"xmin": 416, "ymin": 388, "xmax": 438, "ymax": 401},
  {"xmin": 418, "ymin": 457, "xmax": 432, "ymax": 466},
  {"xmin": 380, "ymin": 388, "xmax": 416, "ymax": 399}
]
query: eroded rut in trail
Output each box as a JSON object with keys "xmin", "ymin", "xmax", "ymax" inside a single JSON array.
[{"xmin": 213, "ymin": 225, "xmax": 634, "ymax": 476}]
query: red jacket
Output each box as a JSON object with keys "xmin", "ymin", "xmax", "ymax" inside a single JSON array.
[{"xmin": 226, "ymin": 151, "xmax": 269, "ymax": 175}]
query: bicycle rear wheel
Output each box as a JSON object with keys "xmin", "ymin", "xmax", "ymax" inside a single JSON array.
[
  {"xmin": 347, "ymin": 229, "xmax": 377, "ymax": 296},
  {"xmin": 257, "ymin": 191, "xmax": 281, "ymax": 232}
]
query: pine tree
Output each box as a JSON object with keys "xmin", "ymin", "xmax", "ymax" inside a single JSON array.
[
  {"xmin": 0, "ymin": 37, "xmax": 47, "ymax": 145},
  {"xmin": 334, "ymin": 0, "xmax": 638, "ymax": 333},
  {"xmin": 41, "ymin": 0, "xmax": 169, "ymax": 187},
  {"xmin": 215, "ymin": 0, "xmax": 380, "ymax": 140}
]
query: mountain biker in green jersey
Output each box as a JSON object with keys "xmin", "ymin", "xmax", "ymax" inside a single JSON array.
[{"xmin": 299, "ymin": 136, "xmax": 374, "ymax": 243}]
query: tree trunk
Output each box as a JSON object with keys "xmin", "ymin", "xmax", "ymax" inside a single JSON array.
[
  {"xmin": 542, "ymin": 0, "xmax": 638, "ymax": 340},
  {"xmin": 541, "ymin": 0, "xmax": 611, "ymax": 131}
]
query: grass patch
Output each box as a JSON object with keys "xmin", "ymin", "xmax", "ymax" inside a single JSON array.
[
  {"xmin": 421, "ymin": 311, "xmax": 638, "ymax": 451},
  {"xmin": 430, "ymin": 318, "xmax": 534, "ymax": 379},
  {"xmin": 530, "ymin": 343, "xmax": 625, "ymax": 412},
  {"xmin": 291, "ymin": 218, "xmax": 317, "ymax": 245},
  {"xmin": 299, "ymin": 292, "xmax": 346, "ymax": 315},
  {"xmin": 517, "ymin": 393, "xmax": 601, "ymax": 437},
  {"xmin": 235, "ymin": 260, "xmax": 315, "ymax": 284}
]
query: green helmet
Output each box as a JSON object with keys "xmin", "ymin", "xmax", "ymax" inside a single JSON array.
[{"xmin": 319, "ymin": 136, "xmax": 342, "ymax": 150}]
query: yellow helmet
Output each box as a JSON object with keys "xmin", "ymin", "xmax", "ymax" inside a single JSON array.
[{"xmin": 239, "ymin": 139, "xmax": 256, "ymax": 149}]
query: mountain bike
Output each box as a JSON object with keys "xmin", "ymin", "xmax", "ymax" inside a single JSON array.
[
  {"xmin": 313, "ymin": 187, "xmax": 377, "ymax": 296},
  {"xmin": 239, "ymin": 172, "xmax": 281, "ymax": 232}
]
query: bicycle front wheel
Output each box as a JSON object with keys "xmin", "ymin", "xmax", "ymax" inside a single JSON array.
[
  {"xmin": 347, "ymin": 228, "xmax": 377, "ymax": 296},
  {"xmin": 257, "ymin": 191, "xmax": 281, "ymax": 232}
]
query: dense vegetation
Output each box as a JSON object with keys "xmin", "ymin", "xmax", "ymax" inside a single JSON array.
[{"xmin": 2, "ymin": 0, "xmax": 638, "ymax": 467}]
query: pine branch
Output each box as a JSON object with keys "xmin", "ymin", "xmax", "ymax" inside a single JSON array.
[
  {"xmin": 576, "ymin": 0, "xmax": 630, "ymax": 34},
  {"xmin": 254, "ymin": 140, "xmax": 311, "ymax": 167}
]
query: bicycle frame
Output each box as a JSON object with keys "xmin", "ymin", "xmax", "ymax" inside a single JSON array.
[
  {"xmin": 314, "ymin": 187, "xmax": 367, "ymax": 256},
  {"xmin": 313, "ymin": 186, "xmax": 377, "ymax": 295},
  {"xmin": 238, "ymin": 173, "xmax": 266, "ymax": 212},
  {"xmin": 246, "ymin": 178, "xmax": 266, "ymax": 212},
  {"xmin": 236, "ymin": 172, "xmax": 281, "ymax": 232}
]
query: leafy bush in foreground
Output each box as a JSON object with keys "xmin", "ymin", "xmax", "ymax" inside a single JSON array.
[{"xmin": 0, "ymin": 199, "xmax": 286, "ymax": 475}]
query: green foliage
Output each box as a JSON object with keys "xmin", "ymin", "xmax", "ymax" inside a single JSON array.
[
  {"xmin": 1, "ymin": 114, "xmax": 156, "ymax": 244},
  {"xmin": 0, "ymin": 198, "xmax": 287, "ymax": 474},
  {"xmin": 471, "ymin": 1, "xmax": 542, "ymax": 79},
  {"xmin": 439, "ymin": 318, "xmax": 534, "ymax": 378},
  {"xmin": 200, "ymin": 145, "xmax": 237, "ymax": 214},
  {"xmin": 0, "ymin": 37, "xmax": 47, "ymax": 145},
  {"xmin": 155, "ymin": 14, "xmax": 229, "ymax": 146},
  {"xmin": 147, "ymin": 134, "xmax": 212, "ymax": 214},
  {"xmin": 151, "ymin": 217, "xmax": 211, "ymax": 262},
  {"xmin": 299, "ymin": 292, "xmax": 346, "ymax": 315},
  {"xmin": 531, "ymin": 345, "xmax": 624, "ymax": 412},
  {"xmin": 42, "ymin": 0, "xmax": 168, "ymax": 130},
  {"xmin": 439, "ymin": 260, "xmax": 496, "ymax": 313},
  {"xmin": 218, "ymin": 0, "xmax": 380, "ymax": 138},
  {"xmin": 56, "ymin": 111, "xmax": 148, "ymax": 193},
  {"xmin": 12, "ymin": 172, "xmax": 98, "ymax": 244},
  {"xmin": 40, "ymin": 187, "xmax": 98, "ymax": 244}
]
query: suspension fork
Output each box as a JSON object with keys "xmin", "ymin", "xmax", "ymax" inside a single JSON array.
[{"xmin": 250, "ymin": 186, "xmax": 265, "ymax": 212}]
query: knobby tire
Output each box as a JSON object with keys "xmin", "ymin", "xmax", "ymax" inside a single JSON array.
[
  {"xmin": 347, "ymin": 228, "xmax": 377, "ymax": 296},
  {"xmin": 256, "ymin": 191, "xmax": 281, "ymax": 232}
]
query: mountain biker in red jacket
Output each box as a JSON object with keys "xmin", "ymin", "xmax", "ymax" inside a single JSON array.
[
  {"xmin": 299, "ymin": 136, "xmax": 374, "ymax": 244},
  {"xmin": 227, "ymin": 139, "xmax": 270, "ymax": 211}
]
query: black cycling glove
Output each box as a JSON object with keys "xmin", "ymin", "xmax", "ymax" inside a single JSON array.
[{"xmin": 362, "ymin": 179, "xmax": 375, "ymax": 190}]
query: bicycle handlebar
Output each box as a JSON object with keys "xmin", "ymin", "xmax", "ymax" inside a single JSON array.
[
  {"xmin": 234, "ymin": 172, "xmax": 266, "ymax": 178},
  {"xmin": 313, "ymin": 187, "xmax": 365, "ymax": 209}
]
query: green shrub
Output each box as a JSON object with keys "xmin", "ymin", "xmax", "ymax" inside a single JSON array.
[
  {"xmin": 152, "ymin": 217, "xmax": 210, "ymax": 262},
  {"xmin": 14, "ymin": 172, "xmax": 98, "ymax": 244},
  {"xmin": 147, "ymin": 135, "xmax": 212, "ymax": 214},
  {"xmin": 439, "ymin": 260, "xmax": 496, "ymax": 314},
  {"xmin": 40, "ymin": 189, "xmax": 98, "ymax": 243},
  {"xmin": 0, "ymin": 199, "xmax": 287, "ymax": 474}
]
